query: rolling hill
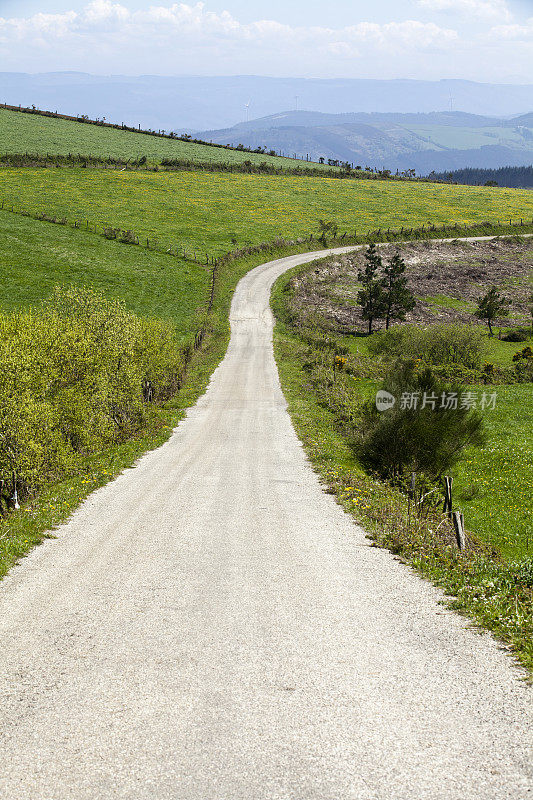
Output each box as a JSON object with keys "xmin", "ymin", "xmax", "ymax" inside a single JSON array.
[
  {"xmin": 0, "ymin": 106, "xmax": 325, "ymax": 171},
  {"xmin": 197, "ymin": 110, "xmax": 533, "ymax": 173},
  {"xmin": 0, "ymin": 107, "xmax": 531, "ymax": 319}
]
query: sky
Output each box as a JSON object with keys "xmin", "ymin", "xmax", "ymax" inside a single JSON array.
[{"xmin": 0, "ymin": 0, "xmax": 532, "ymax": 82}]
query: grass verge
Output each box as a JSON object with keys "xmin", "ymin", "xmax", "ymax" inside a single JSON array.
[{"xmin": 271, "ymin": 260, "xmax": 533, "ymax": 675}]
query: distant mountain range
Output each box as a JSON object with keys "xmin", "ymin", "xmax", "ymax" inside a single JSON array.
[
  {"xmin": 1, "ymin": 73, "xmax": 533, "ymax": 133},
  {"xmin": 196, "ymin": 111, "xmax": 533, "ymax": 174}
]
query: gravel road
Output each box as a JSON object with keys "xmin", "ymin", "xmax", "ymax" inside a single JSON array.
[{"xmin": 0, "ymin": 245, "xmax": 531, "ymax": 800}]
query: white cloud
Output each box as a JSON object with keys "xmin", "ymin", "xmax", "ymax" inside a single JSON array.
[
  {"xmin": 0, "ymin": 2, "xmax": 457, "ymax": 54},
  {"xmin": 416, "ymin": 0, "xmax": 512, "ymax": 22},
  {"xmin": 0, "ymin": 1, "xmax": 529, "ymax": 81},
  {"xmin": 81, "ymin": 1, "xmax": 130, "ymax": 26},
  {"xmin": 488, "ymin": 18, "xmax": 533, "ymax": 41},
  {"xmin": 346, "ymin": 20, "xmax": 458, "ymax": 50}
]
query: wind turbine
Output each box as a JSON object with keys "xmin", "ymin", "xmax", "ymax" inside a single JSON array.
[{"xmin": 244, "ymin": 100, "xmax": 252, "ymax": 123}]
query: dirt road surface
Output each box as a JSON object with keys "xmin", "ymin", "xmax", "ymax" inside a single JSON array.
[{"xmin": 0, "ymin": 246, "xmax": 531, "ymax": 799}]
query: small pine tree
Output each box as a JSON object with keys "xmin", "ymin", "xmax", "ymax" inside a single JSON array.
[
  {"xmin": 358, "ymin": 361, "xmax": 485, "ymax": 481},
  {"xmin": 475, "ymin": 286, "xmax": 510, "ymax": 336},
  {"xmin": 358, "ymin": 244, "xmax": 386, "ymax": 335},
  {"xmin": 528, "ymin": 291, "xmax": 533, "ymax": 335},
  {"xmin": 381, "ymin": 253, "xmax": 416, "ymax": 329},
  {"xmin": 317, "ymin": 219, "xmax": 338, "ymax": 246}
]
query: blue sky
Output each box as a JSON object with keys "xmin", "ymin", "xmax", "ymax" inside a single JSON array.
[{"xmin": 0, "ymin": 0, "xmax": 531, "ymax": 81}]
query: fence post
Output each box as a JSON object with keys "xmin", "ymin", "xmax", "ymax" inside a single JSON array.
[
  {"xmin": 443, "ymin": 476, "xmax": 453, "ymax": 517},
  {"xmin": 453, "ymin": 511, "xmax": 466, "ymax": 551},
  {"xmin": 408, "ymin": 471, "xmax": 416, "ymax": 519}
]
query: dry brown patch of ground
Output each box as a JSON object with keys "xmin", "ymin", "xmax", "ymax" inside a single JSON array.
[{"xmin": 291, "ymin": 238, "xmax": 533, "ymax": 332}]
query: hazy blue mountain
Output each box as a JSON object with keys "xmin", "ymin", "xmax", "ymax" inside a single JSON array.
[
  {"xmin": 197, "ymin": 110, "xmax": 533, "ymax": 173},
  {"xmin": 1, "ymin": 73, "xmax": 532, "ymax": 132},
  {"xmin": 218, "ymin": 110, "xmax": 501, "ymax": 132}
]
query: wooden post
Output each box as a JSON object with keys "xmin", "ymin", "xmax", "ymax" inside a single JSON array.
[
  {"xmin": 453, "ymin": 511, "xmax": 466, "ymax": 551},
  {"xmin": 408, "ymin": 471, "xmax": 416, "ymax": 518},
  {"xmin": 443, "ymin": 476, "xmax": 453, "ymax": 517}
]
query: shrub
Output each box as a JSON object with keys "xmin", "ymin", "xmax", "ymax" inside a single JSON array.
[
  {"xmin": 513, "ymin": 358, "xmax": 533, "ymax": 382},
  {"xmin": 0, "ymin": 287, "xmax": 184, "ymax": 503},
  {"xmin": 369, "ymin": 323, "xmax": 484, "ymax": 370},
  {"xmin": 431, "ymin": 363, "xmax": 484, "ymax": 385},
  {"xmin": 357, "ymin": 360, "xmax": 485, "ymax": 481},
  {"xmin": 118, "ymin": 229, "xmax": 138, "ymax": 244},
  {"xmin": 503, "ymin": 330, "xmax": 529, "ymax": 343}
]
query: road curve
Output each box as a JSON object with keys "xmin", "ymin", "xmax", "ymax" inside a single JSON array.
[{"xmin": 0, "ymin": 245, "xmax": 531, "ymax": 800}]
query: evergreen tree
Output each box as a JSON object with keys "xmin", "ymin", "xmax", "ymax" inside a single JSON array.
[
  {"xmin": 475, "ymin": 286, "xmax": 510, "ymax": 336},
  {"xmin": 357, "ymin": 244, "xmax": 386, "ymax": 334},
  {"xmin": 317, "ymin": 219, "xmax": 338, "ymax": 246},
  {"xmin": 381, "ymin": 253, "xmax": 416, "ymax": 329}
]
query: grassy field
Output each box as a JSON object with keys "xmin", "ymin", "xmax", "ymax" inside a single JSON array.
[
  {"xmin": 0, "ymin": 168, "xmax": 531, "ymax": 260},
  {"xmin": 0, "ymin": 108, "xmax": 327, "ymax": 170},
  {"xmin": 454, "ymin": 385, "xmax": 533, "ymax": 560},
  {"xmin": 0, "ymin": 211, "xmax": 207, "ymax": 339},
  {"xmin": 408, "ymin": 125, "xmax": 527, "ymax": 151}
]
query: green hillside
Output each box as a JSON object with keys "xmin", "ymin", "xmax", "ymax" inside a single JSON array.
[
  {"xmin": 0, "ymin": 211, "xmax": 207, "ymax": 339},
  {"xmin": 0, "ymin": 107, "xmax": 329, "ymax": 170},
  {"xmin": 1, "ymin": 168, "xmax": 531, "ymax": 267}
]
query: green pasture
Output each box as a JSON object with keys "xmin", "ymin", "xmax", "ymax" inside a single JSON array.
[
  {"xmin": 0, "ymin": 211, "xmax": 207, "ymax": 338},
  {"xmin": 1, "ymin": 168, "xmax": 531, "ymax": 258},
  {"xmin": 453, "ymin": 384, "xmax": 533, "ymax": 560},
  {"xmin": 0, "ymin": 108, "xmax": 324, "ymax": 170},
  {"xmin": 407, "ymin": 124, "xmax": 529, "ymax": 151}
]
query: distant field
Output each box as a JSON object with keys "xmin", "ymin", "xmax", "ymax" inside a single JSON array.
[
  {"xmin": 1, "ymin": 168, "xmax": 531, "ymax": 259},
  {"xmin": 0, "ymin": 108, "xmax": 327, "ymax": 170},
  {"xmin": 0, "ymin": 210, "xmax": 207, "ymax": 339},
  {"xmin": 407, "ymin": 125, "xmax": 527, "ymax": 151}
]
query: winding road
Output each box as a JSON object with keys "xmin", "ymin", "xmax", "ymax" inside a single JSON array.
[{"xmin": 0, "ymin": 246, "xmax": 531, "ymax": 799}]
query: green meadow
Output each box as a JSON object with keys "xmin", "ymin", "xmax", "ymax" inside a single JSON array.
[
  {"xmin": 0, "ymin": 211, "xmax": 207, "ymax": 339},
  {"xmin": 0, "ymin": 108, "xmax": 323, "ymax": 170},
  {"xmin": 1, "ymin": 168, "xmax": 531, "ymax": 260},
  {"xmin": 453, "ymin": 384, "xmax": 533, "ymax": 561}
]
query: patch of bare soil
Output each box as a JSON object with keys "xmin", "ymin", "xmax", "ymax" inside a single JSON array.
[{"xmin": 291, "ymin": 238, "xmax": 533, "ymax": 333}]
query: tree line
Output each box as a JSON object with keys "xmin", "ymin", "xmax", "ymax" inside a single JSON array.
[{"xmin": 427, "ymin": 165, "xmax": 533, "ymax": 189}]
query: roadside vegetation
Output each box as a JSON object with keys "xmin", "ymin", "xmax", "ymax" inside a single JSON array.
[{"xmin": 272, "ymin": 237, "xmax": 533, "ymax": 672}]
